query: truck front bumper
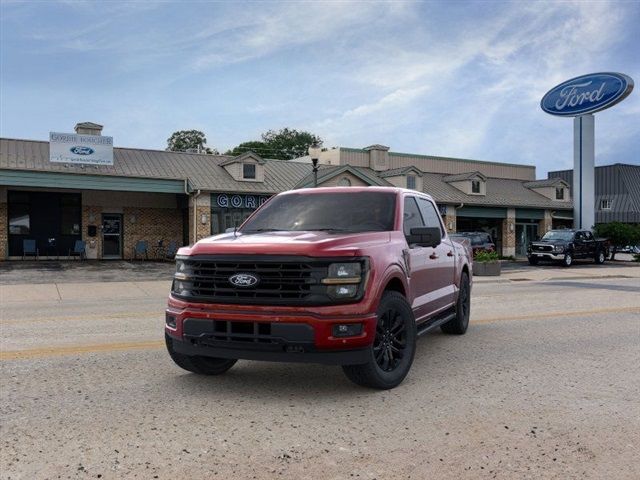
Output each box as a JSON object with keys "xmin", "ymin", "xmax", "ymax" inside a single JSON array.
[
  {"xmin": 528, "ymin": 252, "xmax": 566, "ymax": 261},
  {"xmin": 165, "ymin": 296, "xmax": 377, "ymax": 365}
]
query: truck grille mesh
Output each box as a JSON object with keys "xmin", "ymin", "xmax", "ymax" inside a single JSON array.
[{"xmin": 174, "ymin": 256, "xmax": 334, "ymax": 305}]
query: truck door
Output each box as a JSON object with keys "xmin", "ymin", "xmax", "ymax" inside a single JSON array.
[
  {"xmin": 417, "ymin": 197, "xmax": 456, "ymax": 313},
  {"xmin": 402, "ymin": 196, "xmax": 434, "ymax": 322},
  {"xmin": 583, "ymin": 231, "xmax": 595, "ymax": 257},
  {"xmin": 574, "ymin": 231, "xmax": 586, "ymax": 258}
]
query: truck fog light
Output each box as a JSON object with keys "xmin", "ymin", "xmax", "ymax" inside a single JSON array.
[
  {"xmin": 332, "ymin": 323, "xmax": 363, "ymax": 338},
  {"xmin": 328, "ymin": 284, "xmax": 357, "ymax": 298},
  {"xmin": 165, "ymin": 314, "xmax": 177, "ymax": 328}
]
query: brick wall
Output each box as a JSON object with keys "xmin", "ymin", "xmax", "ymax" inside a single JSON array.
[
  {"xmin": 0, "ymin": 201, "xmax": 7, "ymax": 260},
  {"xmin": 188, "ymin": 194, "xmax": 211, "ymax": 244},
  {"xmin": 122, "ymin": 207, "xmax": 183, "ymax": 260},
  {"xmin": 501, "ymin": 208, "xmax": 516, "ymax": 257},
  {"xmin": 539, "ymin": 210, "xmax": 553, "ymax": 236}
]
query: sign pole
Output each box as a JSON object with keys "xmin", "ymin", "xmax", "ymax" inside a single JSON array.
[{"xmin": 573, "ymin": 114, "xmax": 595, "ymax": 230}]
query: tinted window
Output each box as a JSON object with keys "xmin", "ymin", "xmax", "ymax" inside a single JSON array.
[
  {"xmin": 406, "ymin": 175, "xmax": 416, "ymax": 190},
  {"xmin": 417, "ymin": 198, "xmax": 443, "ymax": 234},
  {"xmin": 472, "ymin": 180, "xmax": 481, "ymax": 193},
  {"xmin": 542, "ymin": 231, "xmax": 574, "ymax": 241},
  {"xmin": 583, "ymin": 231, "xmax": 593, "ymax": 241},
  {"xmin": 403, "ymin": 197, "xmax": 424, "ymax": 236},
  {"xmin": 241, "ymin": 191, "xmax": 396, "ymax": 233}
]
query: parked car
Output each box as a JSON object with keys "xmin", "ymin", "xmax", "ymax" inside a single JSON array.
[
  {"xmin": 450, "ymin": 232, "xmax": 496, "ymax": 255},
  {"xmin": 527, "ymin": 229, "xmax": 609, "ymax": 267},
  {"xmin": 165, "ymin": 187, "xmax": 473, "ymax": 389}
]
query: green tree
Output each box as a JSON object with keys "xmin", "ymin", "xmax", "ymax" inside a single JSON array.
[
  {"xmin": 225, "ymin": 141, "xmax": 269, "ymax": 157},
  {"xmin": 260, "ymin": 128, "xmax": 322, "ymax": 160},
  {"xmin": 226, "ymin": 128, "xmax": 323, "ymax": 160},
  {"xmin": 593, "ymin": 222, "xmax": 640, "ymax": 260},
  {"xmin": 167, "ymin": 130, "xmax": 217, "ymax": 154}
]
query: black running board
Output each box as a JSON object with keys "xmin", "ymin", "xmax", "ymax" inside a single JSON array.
[{"xmin": 416, "ymin": 309, "xmax": 456, "ymax": 336}]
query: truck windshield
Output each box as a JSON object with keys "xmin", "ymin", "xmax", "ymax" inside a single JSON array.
[
  {"xmin": 542, "ymin": 231, "xmax": 574, "ymax": 241},
  {"xmin": 241, "ymin": 191, "xmax": 396, "ymax": 233}
]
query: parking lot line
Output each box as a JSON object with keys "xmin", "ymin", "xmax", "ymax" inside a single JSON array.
[
  {"xmin": 0, "ymin": 340, "xmax": 165, "ymax": 360},
  {"xmin": 473, "ymin": 305, "xmax": 640, "ymax": 324},
  {"xmin": 2, "ymin": 306, "xmax": 638, "ymax": 361},
  {"xmin": 0, "ymin": 311, "xmax": 160, "ymax": 325}
]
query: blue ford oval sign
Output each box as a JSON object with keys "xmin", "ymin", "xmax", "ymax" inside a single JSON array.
[
  {"xmin": 541, "ymin": 72, "xmax": 633, "ymax": 116},
  {"xmin": 70, "ymin": 146, "xmax": 95, "ymax": 155}
]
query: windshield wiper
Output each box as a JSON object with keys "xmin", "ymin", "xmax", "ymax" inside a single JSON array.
[{"xmin": 240, "ymin": 228, "xmax": 284, "ymax": 234}]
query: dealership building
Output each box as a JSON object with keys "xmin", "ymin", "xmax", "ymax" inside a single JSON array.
[{"xmin": 0, "ymin": 122, "xmax": 574, "ymax": 261}]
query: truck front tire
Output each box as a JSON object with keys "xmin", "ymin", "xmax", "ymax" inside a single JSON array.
[
  {"xmin": 342, "ymin": 291, "xmax": 416, "ymax": 390},
  {"xmin": 595, "ymin": 250, "xmax": 606, "ymax": 264},
  {"xmin": 562, "ymin": 253, "xmax": 573, "ymax": 267},
  {"xmin": 165, "ymin": 334, "xmax": 237, "ymax": 375}
]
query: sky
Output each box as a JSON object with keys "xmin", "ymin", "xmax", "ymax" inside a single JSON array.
[{"xmin": 1, "ymin": 0, "xmax": 638, "ymax": 177}]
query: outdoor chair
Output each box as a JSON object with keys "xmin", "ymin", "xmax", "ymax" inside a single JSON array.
[
  {"xmin": 68, "ymin": 240, "xmax": 86, "ymax": 260},
  {"xmin": 165, "ymin": 240, "xmax": 178, "ymax": 260},
  {"xmin": 22, "ymin": 239, "xmax": 39, "ymax": 260},
  {"xmin": 133, "ymin": 240, "xmax": 149, "ymax": 260}
]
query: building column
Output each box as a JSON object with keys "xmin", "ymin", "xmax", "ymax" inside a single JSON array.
[
  {"xmin": 539, "ymin": 210, "xmax": 553, "ymax": 237},
  {"xmin": 82, "ymin": 205, "xmax": 103, "ymax": 260},
  {"xmin": 188, "ymin": 193, "xmax": 211, "ymax": 244},
  {"xmin": 0, "ymin": 188, "xmax": 7, "ymax": 260},
  {"xmin": 501, "ymin": 208, "xmax": 516, "ymax": 257},
  {"xmin": 444, "ymin": 205, "xmax": 457, "ymax": 233}
]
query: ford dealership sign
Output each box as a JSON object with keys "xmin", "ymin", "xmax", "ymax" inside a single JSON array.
[
  {"xmin": 49, "ymin": 132, "xmax": 114, "ymax": 165},
  {"xmin": 541, "ymin": 72, "xmax": 634, "ymax": 117}
]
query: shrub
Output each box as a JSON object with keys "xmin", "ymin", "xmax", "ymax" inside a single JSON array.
[{"xmin": 474, "ymin": 250, "xmax": 500, "ymax": 263}]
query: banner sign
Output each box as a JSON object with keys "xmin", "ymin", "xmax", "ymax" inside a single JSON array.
[
  {"xmin": 214, "ymin": 193, "xmax": 271, "ymax": 209},
  {"xmin": 49, "ymin": 132, "xmax": 114, "ymax": 165},
  {"xmin": 540, "ymin": 72, "xmax": 634, "ymax": 117}
]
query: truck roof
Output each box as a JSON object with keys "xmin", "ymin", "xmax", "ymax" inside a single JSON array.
[{"xmin": 279, "ymin": 186, "xmax": 436, "ymax": 202}]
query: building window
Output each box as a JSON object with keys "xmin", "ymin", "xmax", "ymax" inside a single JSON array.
[
  {"xmin": 338, "ymin": 177, "xmax": 351, "ymax": 186},
  {"xmin": 243, "ymin": 163, "xmax": 256, "ymax": 179},
  {"xmin": 406, "ymin": 175, "xmax": 416, "ymax": 190},
  {"xmin": 471, "ymin": 180, "xmax": 481, "ymax": 194},
  {"xmin": 60, "ymin": 195, "xmax": 81, "ymax": 235},
  {"xmin": 555, "ymin": 187, "xmax": 564, "ymax": 200},
  {"xmin": 600, "ymin": 199, "xmax": 612, "ymax": 210},
  {"xmin": 9, "ymin": 203, "xmax": 30, "ymax": 234}
]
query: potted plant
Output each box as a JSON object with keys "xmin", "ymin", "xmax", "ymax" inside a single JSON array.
[{"xmin": 473, "ymin": 250, "xmax": 501, "ymax": 276}]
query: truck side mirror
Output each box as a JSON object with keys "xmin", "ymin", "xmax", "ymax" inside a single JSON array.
[{"xmin": 407, "ymin": 227, "xmax": 441, "ymax": 248}]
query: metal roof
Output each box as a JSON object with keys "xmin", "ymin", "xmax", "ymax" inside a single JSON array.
[
  {"xmin": 294, "ymin": 164, "xmax": 393, "ymax": 188},
  {"xmin": 443, "ymin": 171, "xmax": 487, "ymax": 182},
  {"xmin": 523, "ymin": 178, "xmax": 568, "ymax": 188},
  {"xmin": 0, "ymin": 138, "xmax": 311, "ymax": 194}
]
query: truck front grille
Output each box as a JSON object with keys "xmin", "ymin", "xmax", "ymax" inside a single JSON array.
[
  {"xmin": 172, "ymin": 255, "xmax": 346, "ymax": 305},
  {"xmin": 533, "ymin": 244, "xmax": 553, "ymax": 252}
]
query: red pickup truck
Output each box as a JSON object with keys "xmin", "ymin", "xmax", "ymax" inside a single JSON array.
[{"xmin": 165, "ymin": 187, "xmax": 473, "ymax": 389}]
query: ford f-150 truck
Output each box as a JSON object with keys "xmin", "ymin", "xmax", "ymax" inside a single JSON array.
[
  {"xmin": 165, "ymin": 187, "xmax": 473, "ymax": 389},
  {"xmin": 527, "ymin": 229, "xmax": 609, "ymax": 267}
]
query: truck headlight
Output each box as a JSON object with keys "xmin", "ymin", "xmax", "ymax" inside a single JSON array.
[
  {"xmin": 322, "ymin": 263, "xmax": 362, "ymax": 284},
  {"xmin": 555, "ymin": 245, "xmax": 565, "ymax": 252},
  {"xmin": 322, "ymin": 262, "xmax": 363, "ymax": 299}
]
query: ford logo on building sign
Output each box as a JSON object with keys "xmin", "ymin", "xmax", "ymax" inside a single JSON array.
[
  {"xmin": 229, "ymin": 273, "xmax": 259, "ymax": 288},
  {"xmin": 70, "ymin": 146, "xmax": 95, "ymax": 155},
  {"xmin": 541, "ymin": 72, "xmax": 634, "ymax": 117}
]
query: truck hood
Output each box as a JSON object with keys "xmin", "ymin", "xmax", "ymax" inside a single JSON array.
[{"xmin": 181, "ymin": 231, "xmax": 392, "ymax": 257}]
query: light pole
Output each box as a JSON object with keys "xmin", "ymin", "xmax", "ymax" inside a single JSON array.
[{"xmin": 308, "ymin": 145, "xmax": 321, "ymax": 188}]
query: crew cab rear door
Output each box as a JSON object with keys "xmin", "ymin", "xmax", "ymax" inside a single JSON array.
[
  {"xmin": 416, "ymin": 197, "xmax": 456, "ymax": 312},
  {"xmin": 402, "ymin": 195, "xmax": 454, "ymax": 323}
]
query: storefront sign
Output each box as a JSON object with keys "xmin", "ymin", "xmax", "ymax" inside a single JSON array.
[
  {"xmin": 540, "ymin": 72, "xmax": 634, "ymax": 117},
  {"xmin": 214, "ymin": 193, "xmax": 270, "ymax": 209},
  {"xmin": 49, "ymin": 132, "xmax": 114, "ymax": 165}
]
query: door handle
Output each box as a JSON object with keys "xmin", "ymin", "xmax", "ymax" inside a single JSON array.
[
  {"xmin": 447, "ymin": 250, "xmax": 454, "ymax": 257},
  {"xmin": 429, "ymin": 252, "xmax": 439, "ymax": 260}
]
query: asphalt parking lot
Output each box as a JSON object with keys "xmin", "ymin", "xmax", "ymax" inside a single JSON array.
[{"xmin": 1, "ymin": 261, "xmax": 639, "ymax": 479}]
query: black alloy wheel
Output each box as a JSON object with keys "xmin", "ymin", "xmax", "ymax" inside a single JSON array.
[
  {"xmin": 595, "ymin": 250, "xmax": 606, "ymax": 264},
  {"xmin": 342, "ymin": 291, "xmax": 416, "ymax": 389},
  {"xmin": 373, "ymin": 306, "xmax": 407, "ymax": 372}
]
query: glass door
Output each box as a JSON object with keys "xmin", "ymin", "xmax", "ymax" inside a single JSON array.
[
  {"xmin": 102, "ymin": 214, "xmax": 122, "ymax": 259},
  {"xmin": 516, "ymin": 223, "xmax": 539, "ymax": 257}
]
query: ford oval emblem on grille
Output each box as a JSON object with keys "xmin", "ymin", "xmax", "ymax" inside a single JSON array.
[{"xmin": 229, "ymin": 273, "xmax": 259, "ymax": 288}]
